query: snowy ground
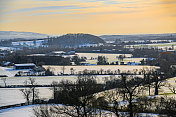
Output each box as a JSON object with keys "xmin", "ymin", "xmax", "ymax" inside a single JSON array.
[
  {"xmin": 0, "ymin": 75, "xmax": 127, "ymax": 86},
  {"xmin": 43, "ymin": 65, "xmax": 156, "ymax": 75},
  {"xmin": 0, "ymin": 76, "xmax": 78, "ymax": 86},
  {"xmin": 76, "ymin": 53, "xmax": 145, "ymax": 64},
  {"xmin": 0, "ymin": 105, "xmax": 166, "ymax": 117},
  {"xmin": 0, "ymin": 76, "xmax": 175, "ymax": 116},
  {"xmin": 0, "ymin": 75, "xmax": 125, "ymax": 107},
  {"xmin": 0, "ymin": 105, "xmax": 35, "ymax": 117},
  {"xmin": 0, "ymin": 88, "xmax": 52, "ymax": 107}
]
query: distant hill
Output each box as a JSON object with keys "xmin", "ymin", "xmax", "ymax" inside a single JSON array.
[
  {"xmin": 0, "ymin": 31, "xmax": 49, "ymax": 40},
  {"xmin": 1, "ymin": 31, "xmax": 176, "ymax": 44},
  {"xmin": 48, "ymin": 33, "xmax": 105, "ymax": 48},
  {"xmin": 99, "ymin": 33, "xmax": 176, "ymax": 41}
]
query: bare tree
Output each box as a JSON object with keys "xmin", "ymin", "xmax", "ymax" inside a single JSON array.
[
  {"xmin": 1, "ymin": 77, "xmax": 7, "ymax": 87},
  {"xmin": 103, "ymin": 89, "xmax": 121, "ymax": 117},
  {"xmin": 20, "ymin": 88, "xmax": 32, "ymax": 105},
  {"xmin": 61, "ymin": 66, "xmax": 66, "ymax": 75},
  {"xmin": 119, "ymin": 74, "xmax": 144, "ymax": 117},
  {"xmin": 167, "ymin": 80, "xmax": 176, "ymax": 94},
  {"xmin": 70, "ymin": 68, "xmax": 75, "ymax": 75},
  {"xmin": 53, "ymin": 76, "xmax": 103, "ymax": 117},
  {"xmin": 51, "ymin": 81, "xmax": 59, "ymax": 99},
  {"xmin": 151, "ymin": 71, "xmax": 166, "ymax": 95},
  {"xmin": 20, "ymin": 80, "xmax": 32, "ymax": 105},
  {"xmin": 33, "ymin": 76, "xmax": 104, "ymax": 117},
  {"xmin": 33, "ymin": 105, "xmax": 58, "ymax": 117},
  {"xmin": 33, "ymin": 104, "xmax": 107, "ymax": 117},
  {"xmin": 99, "ymin": 68, "xmax": 104, "ymax": 75},
  {"xmin": 118, "ymin": 55, "xmax": 125, "ymax": 61},
  {"xmin": 28, "ymin": 78, "xmax": 39, "ymax": 104},
  {"xmin": 141, "ymin": 68, "xmax": 153, "ymax": 96},
  {"xmin": 20, "ymin": 78, "xmax": 39, "ymax": 104}
]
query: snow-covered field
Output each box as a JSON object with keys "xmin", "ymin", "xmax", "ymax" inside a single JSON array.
[
  {"xmin": 0, "ymin": 75, "xmax": 122, "ymax": 107},
  {"xmin": 76, "ymin": 53, "xmax": 132, "ymax": 59},
  {"xmin": 0, "ymin": 76, "xmax": 78, "ymax": 106},
  {"xmin": 0, "ymin": 105, "xmax": 117, "ymax": 117},
  {"xmin": 0, "ymin": 105, "xmax": 35, "ymax": 117},
  {"xmin": 0, "ymin": 88, "xmax": 52, "ymax": 107},
  {"xmin": 76, "ymin": 53, "xmax": 144, "ymax": 64},
  {"xmin": 0, "ymin": 75, "xmax": 125, "ymax": 87},
  {"xmin": 0, "ymin": 105, "xmax": 165, "ymax": 117},
  {"xmin": 126, "ymin": 42, "xmax": 176, "ymax": 50},
  {"xmin": 12, "ymin": 40, "xmax": 47, "ymax": 47},
  {"xmin": 0, "ymin": 46, "xmax": 18, "ymax": 51},
  {"xmin": 1, "ymin": 76, "xmax": 175, "ymax": 108},
  {"xmin": 43, "ymin": 65, "xmax": 156, "ymax": 75},
  {"xmin": 0, "ymin": 76, "xmax": 78, "ymax": 86}
]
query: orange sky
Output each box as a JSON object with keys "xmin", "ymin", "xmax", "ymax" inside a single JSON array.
[{"xmin": 0, "ymin": 0, "xmax": 176, "ymax": 35}]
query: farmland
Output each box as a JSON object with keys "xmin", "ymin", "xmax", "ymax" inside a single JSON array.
[{"xmin": 43, "ymin": 65, "xmax": 156, "ymax": 75}]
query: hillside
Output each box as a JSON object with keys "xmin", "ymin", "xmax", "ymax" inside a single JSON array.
[
  {"xmin": 0, "ymin": 31, "xmax": 49, "ymax": 40},
  {"xmin": 48, "ymin": 33, "xmax": 105, "ymax": 48},
  {"xmin": 100, "ymin": 33, "xmax": 176, "ymax": 41}
]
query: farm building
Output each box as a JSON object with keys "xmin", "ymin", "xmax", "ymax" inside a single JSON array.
[{"xmin": 14, "ymin": 63, "xmax": 36, "ymax": 70}]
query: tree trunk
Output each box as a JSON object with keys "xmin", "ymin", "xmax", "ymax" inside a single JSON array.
[
  {"xmin": 148, "ymin": 85, "xmax": 151, "ymax": 96},
  {"xmin": 27, "ymin": 96, "xmax": 29, "ymax": 105},
  {"xmin": 154, "ymin": 83, "xmax": 159, "ymax": 95},
  {"xmin": 83, "ymin": 105, "xmax": 87, "ymax": 117},
  {"xmin": 129, "ymin": 94, "xmax": 133, "ymax": 117},
  {"xmin": 76, "ymin": 108, "xmax": 80, "ymax": 117},
  {"xmin": 32, "ymin": 88, "xmax": 35, "ymax": 104},
  {"xmin": 114, "ymin": 108, "xmax": 119, "ymax": 117}
]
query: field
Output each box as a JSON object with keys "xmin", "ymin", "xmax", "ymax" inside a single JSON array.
[
  {"xmin": 76, "ymin": 53, "xmax": 145, "ymax": 64},
  {"xmin": 76, "ymin": 53, "xmax": 132, "ymax": 59},
  {"xmin": 0, "ymin": 105, "xmax": 166, "ymax": 117},
  {"xmin": 43, "ymin": 65, "xmax": 156, "ymax": 75},
  {"xmin": 0, "ymin": 76, "xmax": 78, "ymax": 86},
  {"xmin": 0, "ymin": 88, "xmax": 52, "ymax": 107},
  {"xmin": 0, "ymin": 76, "xmax": 77, "ymax": 107},
  {"xmin": 126, "ymin": 42, "xmax": 176, "ymax": 50},
  {"xmin": 0, "ymin": 75, "xmax": 123, "ymax": 107},
  {"xmin": 0, "ymin": 75, "xmax": 176, "ymax": 116}
]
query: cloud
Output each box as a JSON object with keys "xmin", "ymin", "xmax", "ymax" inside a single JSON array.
[
  {"xmin": 29, "ymin": 11, "xmax": 71, "ymax": 16},
  {"xmin": 77, "ymin": 0, "xmax": 137, "ymax": 4},
  {"xmin": 82, "ymin": 10, "xmax": 140, "ymax": 16},
  {"xmin": 2, "ymin": 5, "xmax": 91, "ymax": 15},
  {"xmin": 159, "ymin": 0, "xmax": 176, "ymax": 4}
]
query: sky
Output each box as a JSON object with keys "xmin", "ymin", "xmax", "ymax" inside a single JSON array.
[{"xmin": 0, "ymin": 0, "xmax": 176, "ymax": 35}]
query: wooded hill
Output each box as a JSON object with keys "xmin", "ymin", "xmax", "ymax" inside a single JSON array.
[{"xmin": 47, "ymin": 33, "xmax": 105, "ymax": 48}]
